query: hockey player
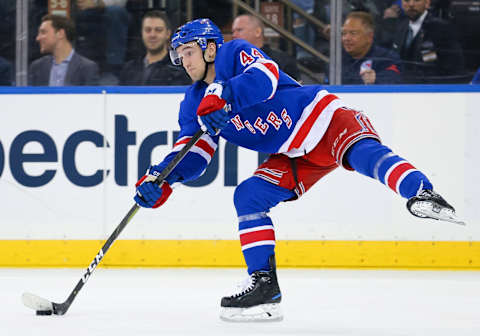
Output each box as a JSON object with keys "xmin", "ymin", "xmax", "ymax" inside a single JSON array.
[{"xmin": 134, "ymin": 18, "xmax": 463, "ymax": 322}]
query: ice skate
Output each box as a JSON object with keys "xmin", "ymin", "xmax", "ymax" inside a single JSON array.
[
  {"xmin": 220, "ymin": 255, "xmax": 283, "ymax": 322},
  {"xmin": 407, "ymin": 189, "xmax": 465, "ymax": 225}
]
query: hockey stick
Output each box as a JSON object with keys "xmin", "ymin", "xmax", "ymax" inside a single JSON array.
[{"xmin": 22, "ymin": 129, "xmax": 206, "ymax": 316}]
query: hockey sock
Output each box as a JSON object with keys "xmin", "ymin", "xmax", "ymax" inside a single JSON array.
[
  {"xmin": 234, "ymin": 176, "xmax": 296, "ymax": 274},
  {"xmin": 346, "ymin": 138, "xmax": 433, "ymax": 199}
]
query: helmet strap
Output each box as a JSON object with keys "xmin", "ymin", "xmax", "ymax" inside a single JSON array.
[
  {"xmin": 200, "ymin": 58, "xmax": 215, "ymax": 82},
  {"xmin": 200, "ymin": 44, "xmax": 216, "ymax": 82}
]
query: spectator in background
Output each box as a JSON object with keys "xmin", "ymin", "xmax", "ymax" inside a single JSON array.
[
  {"xmin": 74, "ymin": 0, "xmax": 129, "ymax": 83},
  {"xmin": 374, "ymin": 0, "xmax": 404, "ymax": 49},
  {"xmin": 341, "ymin": 11, "xmax": 401, "ymax": 84},
  {"xmin": 392, "ymin": 0, "xmax": 466, "ymax": 83},
  {"xmin": 29, "ymin": 14, "xmax": 99, "ymax": 86},
  {"xmin": 472, "ymin": 68, "xmax": 480, "ymax": 84},
  {"xmin": 119, "ymin": 11, "xmax": 190, "ymax": 86},
  {"xmin": 0, "ymin": 56, "xmax": 12, "ymax": 86},
  {"xmin": 232, "ymin": 14, "xmax": 300, "ymax": 81}
]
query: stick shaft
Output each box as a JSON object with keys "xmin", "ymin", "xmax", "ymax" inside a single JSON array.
[{"xmin": 54, "ymin": 129, "xmax": 206, "ymax": 315}]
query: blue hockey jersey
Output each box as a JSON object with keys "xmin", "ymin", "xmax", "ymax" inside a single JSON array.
[{"xmin": 156, "ymin": 39, "xmax": 346, "ymax": 183}]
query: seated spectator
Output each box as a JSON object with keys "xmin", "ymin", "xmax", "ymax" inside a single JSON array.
[
  {"xmin": 0, "ymin": 56, "xmax": 12, "ymax": 86},
  {"xmin": 341, "ymin": 11, "xmax": 402, "ymax": 84},
  {"xmin": 119, "ymin": 10, "xmax": 190, "ymax": 86},
  {"xmin": 232, "ymin": 14, "xmax": 300, "ymax": 81},
  {"xmin": 392, "ymin": 0, "xmax": 466, "ymax": 83},
  {"xmin": 74, "ymin": 0, "xmax": 129, "ymax": 82},
  {"xmin": 29, "ymin": 14, "xmax": 100, "ymax": 86},
  {"xmin": 472, "ymin": 67, "xmax": 480, "ymax": 84}
]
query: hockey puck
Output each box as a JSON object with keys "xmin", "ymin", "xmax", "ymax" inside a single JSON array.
[{"xmin": 36, "ymin": 310, "xmax": 53, "ymax": 316}]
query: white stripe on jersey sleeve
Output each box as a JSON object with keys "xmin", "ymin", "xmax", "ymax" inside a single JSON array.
[{"xmin": 244, "ymin": 59, "xmax": 279, "ymax": 100}]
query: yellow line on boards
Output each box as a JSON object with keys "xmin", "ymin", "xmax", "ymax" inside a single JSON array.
[{"xmin": 0, "ymin": 240, "xmax": 479, "ymax": 269}]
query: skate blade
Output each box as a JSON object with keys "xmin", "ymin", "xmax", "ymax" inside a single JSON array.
[
  {"xmin": 220, "ymin": 303, "xmax": 283, "ymax": 322},
  {"xmin": 411, "ymin": 202, "xmax": 466, "ymax": 225}
]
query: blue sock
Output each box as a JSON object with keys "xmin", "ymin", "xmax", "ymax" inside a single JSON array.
[
  {"xmin": 346, "ymin": 138, "xmax": 433, "ymax": 198},
  {"xmin": 234, "ymin": 177, "xmax": 295, "ymax": 274}
]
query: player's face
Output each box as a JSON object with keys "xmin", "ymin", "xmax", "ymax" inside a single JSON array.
[
  {"xmin": 341, "ymin": 18, "xmax": 373, "ymax": 59},
  {"xmin": 232, "ymin": 16, "xmax": 258, "ymax": 43},
  {"xmin": 142, "ymin": 17, "xmax": 171, "ymax": 54},
  {"xmin": 176, "ymin": 42, "xmax": 206, "ymax": 81},
  {"xmin": 402, "ymin": 0, "xmax": 429, "ymax": 21},
  {"xmin": 36, "ymin": 21, "xmax": 59, "ymax": 54}
]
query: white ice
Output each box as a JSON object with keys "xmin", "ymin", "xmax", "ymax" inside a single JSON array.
[{"xmin": 1, "ymin": 268, "xmax": 480, "ymax": 336}]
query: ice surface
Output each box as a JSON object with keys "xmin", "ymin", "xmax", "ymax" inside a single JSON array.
[{"xmin": 2, "ymin": 268, "xmax": 480, "ymax": 336}]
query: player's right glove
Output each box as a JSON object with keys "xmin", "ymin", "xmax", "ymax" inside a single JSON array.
[
  {"xmin": 134, "ymin": 166, "xmax": 179, "ymax": 208},
  {"xmin": 197, "ymin": 81, "xmax": 232, "ymax": 135}
]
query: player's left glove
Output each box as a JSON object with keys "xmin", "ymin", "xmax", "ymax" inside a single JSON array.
[
  {"xmin": 197, "ymin": 81, "xmax": 232, "ymax": 135},
  {"xmin": 134, "ymin": 166, "xmax": 180, "ymax": 208}
]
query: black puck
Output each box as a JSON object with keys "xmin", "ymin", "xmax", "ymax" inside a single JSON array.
[{"xmin": 36, "ymin": 310, "xmax": 53, "ymax": 316}]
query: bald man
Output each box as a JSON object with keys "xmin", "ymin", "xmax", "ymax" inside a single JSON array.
[{"xmin": 232, "ymin": 14, "xmax": 300, "ymax": 81}]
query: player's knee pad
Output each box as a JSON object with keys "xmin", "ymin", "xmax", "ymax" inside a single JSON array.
[{"xmin": 233, "ymin": 176, "xmax": 295, "ymax": 217}]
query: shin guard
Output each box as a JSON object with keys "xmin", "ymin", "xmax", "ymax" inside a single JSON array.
[
  {"xmin": 234, "ymin": 177, "xmax": 295, "ymax": 274},
  {"xmin": 346, "ymin": 138, "xmax": 433, "ymax": 199}
]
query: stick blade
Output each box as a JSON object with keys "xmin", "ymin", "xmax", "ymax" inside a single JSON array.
[{"xmin": 22, "ymin": 292, "xmax": 54, "ymax": 312}]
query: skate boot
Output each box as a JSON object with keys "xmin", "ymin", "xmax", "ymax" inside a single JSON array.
[
  {"xmin": 407, "ymin": 189, "xmax": 465, "ymax": 225},
  {"xmin": 220, "ymin": 255, "xmax": 282, "ymax": 322}
]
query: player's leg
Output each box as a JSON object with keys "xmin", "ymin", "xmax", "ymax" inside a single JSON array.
[
  {"xmin": 234, "ymin": 176, "xmax": 295, "ymax": 274},
  {"xmin": 220, "ymin": 152, "xmax": 338, "ymax": 321},
  {"xmin": 345, "ymin": 138, "xmax": 461, "ymax": 223},
  {"xmin": 220, "ymin": 176, "xmax": 295, "ymax": 322},
  {"xmin": 345, "ymin": 138, "xmax": 432, "ymax": 198},
  {"xmin": 332, "ymin": 109, "xmax": 462, "ymax": 223}
]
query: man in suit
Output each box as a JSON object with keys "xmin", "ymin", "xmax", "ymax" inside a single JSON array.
[
  {"xmin": 232, "ymin": 14, "xmax": 300, "ymax": 81},
  {"xmin": 392, "ymin": 0, "xmax": 465, "ymax": 83},
  {"xmin": 29, "ymin": 14, "xmax": 100, "ymax": 86},
  {"xmin": 119, "ymin": 10, "xmax": 191, "ymax": 86}
]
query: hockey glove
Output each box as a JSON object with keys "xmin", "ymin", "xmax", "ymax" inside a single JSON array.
[
  {"xmin": 197, "ymin": 81, "xmax": 232, "ymax": 135},
  {"xmin": 134, "ymin": 166, "xmax": 179, "ymax": 208}
]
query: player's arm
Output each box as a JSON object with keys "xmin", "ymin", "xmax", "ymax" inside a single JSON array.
[
  {"xmin": 216, "ymin": 41, "xmax": 280, "ymax": 110},
  {"xmin": 153, "ymin": 127, "xmax": 217, "ymax": 184},
  {"xmin": 135, "ymin": 98, "xmax": 218, "ymax": 208},
  {"xmin": 196, "ymin": 41, "xmax": 280, "ymax": 134}
]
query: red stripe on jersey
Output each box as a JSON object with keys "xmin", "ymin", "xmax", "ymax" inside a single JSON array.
[
  {"xmin": 263, "ymin": 62, "xmax": 279, "ymax": 80},
  {"xmin": 387, "ymin": 162, "xmax": 415, "ymax": 192},
  {"xmin": 240, "ymin": 229, "xmax": 275, "ymax": 246},
  {"xmin": 174, "ymin": 137, "xmax": 191, "ymax": 148},
  {"xmin": 195, "ymin": 139, "xmax": 216, "ymax": 157},
  {"xmin": 288, "ymin": 94, "xmax": 338, "ymax": 151}
]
